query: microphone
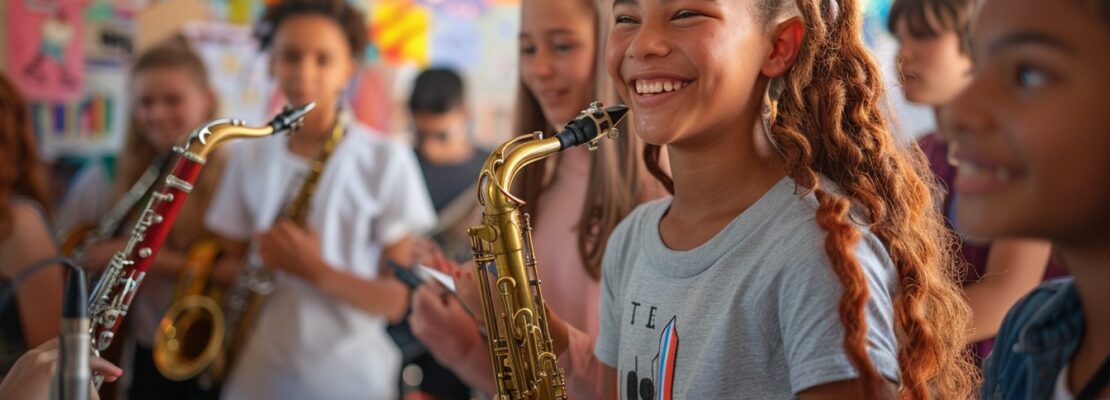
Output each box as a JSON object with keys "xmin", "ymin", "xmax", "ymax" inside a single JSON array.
[
  {"xmin": 4, "ymin": 257, "xmax": 91, "ymax": 400},
  {"xmin": 58, "ymin": 265, "xmax": 89, "ymax": 400}
]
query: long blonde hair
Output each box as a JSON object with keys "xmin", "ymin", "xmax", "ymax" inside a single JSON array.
[{"xmin": 517, "ymin": 0, "xmax": 644, "ymax": 281}]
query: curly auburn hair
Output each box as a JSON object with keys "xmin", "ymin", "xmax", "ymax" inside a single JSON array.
[
  {"xmin": 254, "ymin": 0, "xmax": 369, "ymax": 60},
  {"xmin": 0, "ymin": 73, "xmax": 52, "ymax": 240},
  {"xmin": 642, "ymin": 0, "xmax": 977, "ymax": 398}
]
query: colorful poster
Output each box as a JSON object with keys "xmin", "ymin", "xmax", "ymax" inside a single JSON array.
[
  {"xmin": 5, "ymin": 0, "xmax": 86, "ymax": 101},
  {"xmin": 34, "ymin": 63, "xmax": 127, "ymax": 157},
  {"xmin": 371, "ymin": 0, "xmax": 430, "ymax": 67},
  {"xmin": 84, "ymin": 1, "xmax": 134, "ymax": 61}
]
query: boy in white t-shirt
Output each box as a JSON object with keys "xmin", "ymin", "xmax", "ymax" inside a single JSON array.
[{"xmin": 204, "ymin": 1, "xmax": 435, "ymax": 399}]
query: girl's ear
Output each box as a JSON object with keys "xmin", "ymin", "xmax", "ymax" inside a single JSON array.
[{"xmin": 761, "ymin": 16, "xmax": 806, "ymax": 78}]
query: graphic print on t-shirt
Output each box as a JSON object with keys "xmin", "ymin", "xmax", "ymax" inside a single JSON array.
[{"xmin": 625, "ymin": 299, "xmax": 679, "ymax": 400}]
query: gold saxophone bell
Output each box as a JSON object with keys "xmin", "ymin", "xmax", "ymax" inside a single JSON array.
[
  {"xmin": 153, "ymin": 294, "xmax": 226, "ymax": 381},
  {"xmin": 152, "ymin": 239, "xmax": 227, "ymax": 382}
]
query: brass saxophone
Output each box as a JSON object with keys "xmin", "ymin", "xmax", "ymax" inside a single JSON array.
[
  {"xmin": 469, "ymin": 102, "xmax": 628, "ymax": 400},
  {"xmin": 151, "ymin": 237, "xmax": 225, "ymax": 383},
  {"xmin": 153, "ymin": 117, "xmax": 344, "ymax": 384}
]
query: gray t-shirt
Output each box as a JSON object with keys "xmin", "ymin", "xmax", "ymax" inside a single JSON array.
[{"xmin": 595, "ymin": 177, "xmax": 900, "ymax": 399}]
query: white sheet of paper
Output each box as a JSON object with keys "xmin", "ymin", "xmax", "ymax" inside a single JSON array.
[{"xmin": 416, "ymin": 264, "xmax": 456, "ymax": 292}]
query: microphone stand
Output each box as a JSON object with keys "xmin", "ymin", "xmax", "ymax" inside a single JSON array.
[{"xmin": 0, "ymin": 257, "xmax": 91, "ymax": 400}]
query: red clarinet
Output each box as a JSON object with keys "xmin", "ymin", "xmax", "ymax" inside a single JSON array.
[{"xmin": 86, "ymin": 103, "xmax": 315, "ymax": 385}]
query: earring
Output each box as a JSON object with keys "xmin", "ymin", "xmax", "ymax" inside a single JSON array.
[{"xmin": 762, "ymin": 76, "xmax": 786, "ymax": 153}]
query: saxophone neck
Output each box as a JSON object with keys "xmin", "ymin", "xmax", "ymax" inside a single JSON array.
[
  {"xmin": 481, "ymin": 102, "xmax": 630, "ymax": 210},
  {"xmin": 178, "ymin": 102, "xmax": 316, "ymax": 162}
]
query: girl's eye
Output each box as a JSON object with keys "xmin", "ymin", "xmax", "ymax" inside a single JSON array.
[
  {"xmin": 615, "ymin": 15, "xmax": 638, "ymax": 24},
  {"xmin": 1015, "ymin": 64, "xmax": 1049, "ymax": 89},
  {"xmin": 673, "ymin": 10, "xmax": 700, "ymax": 20},
  {"xmin": 553, "ymin": 43, "xmax": 577, "ymax": 53},
  {"xmin": 520, "ymin": 45, "xmax": 537, "ymax": 56}
]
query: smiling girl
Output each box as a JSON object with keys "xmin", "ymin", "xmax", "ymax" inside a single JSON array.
[{"xmin": 595, "ymin": 0, "xmax": 976, "ymax": 398}]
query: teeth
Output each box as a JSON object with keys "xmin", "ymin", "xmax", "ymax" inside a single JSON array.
[
  {"xmin": 634, "ymin": 79, "xmax": 689, "ymax": 95},
  {"xmin": 959, "ymin": 162, "xmax": 1016, "ymax": 183}
]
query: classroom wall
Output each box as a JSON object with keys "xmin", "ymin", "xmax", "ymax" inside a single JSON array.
[{"xmin": 0, "ymin": 0, "xmax": 932, "ymax": 197}]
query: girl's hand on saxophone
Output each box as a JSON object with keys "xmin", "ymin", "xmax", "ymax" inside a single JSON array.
[{"xmin": 257, "ymin": 219, "xmax": 326, "ymax": 283}]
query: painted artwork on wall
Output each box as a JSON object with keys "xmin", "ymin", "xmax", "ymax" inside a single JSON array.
[{"xmin": 6, "ymin": 0, "xmax": 87, "ymax": 101}]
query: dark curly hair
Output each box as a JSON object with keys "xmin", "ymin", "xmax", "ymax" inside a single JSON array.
[{"xmin": 254, "ymin": 0, "xmax": 369, "ymax": 60}]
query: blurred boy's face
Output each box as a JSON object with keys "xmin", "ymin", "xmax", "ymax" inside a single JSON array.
[
  {"xmin": 413, "ymin": 108, "xmax": 471, "ymax": 164},
  {"xmin": 895, "ymin": 21, "xmax": 972, "ymax": 106},
  {"xmin": 270, "ymin": 14, "xmax": 355, "ymax": 112}
]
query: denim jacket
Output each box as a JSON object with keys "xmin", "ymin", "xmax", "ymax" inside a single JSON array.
[{"xmin": 982, "ymin": 278, "xmax": 1085, "ymax": 399}]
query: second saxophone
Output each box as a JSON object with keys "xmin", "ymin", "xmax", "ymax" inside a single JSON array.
[{"xmin": 469, "ymin": 102, "xmax": 629, "ymax": 400}]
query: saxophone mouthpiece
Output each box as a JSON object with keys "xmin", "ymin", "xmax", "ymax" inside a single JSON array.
[
  {"xmin": 555, "ymin": 102, "xmax": 630, "ymax": 150},
  {"xmin": 270, "ymin": 102, "xmax": 316, "ymax": 134}
]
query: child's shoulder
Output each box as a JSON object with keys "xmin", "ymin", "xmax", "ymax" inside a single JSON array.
[
  {"xmin": 755, "ymin": 181, "xmax": 895, "ymax": 279},
  {"xmin": 993, "ymin": 278, "xmax": 1078, "ymax": 346},
  {"xmin": 983, "ymin": 278, "xmax": 1078, "ymax": 394}
]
